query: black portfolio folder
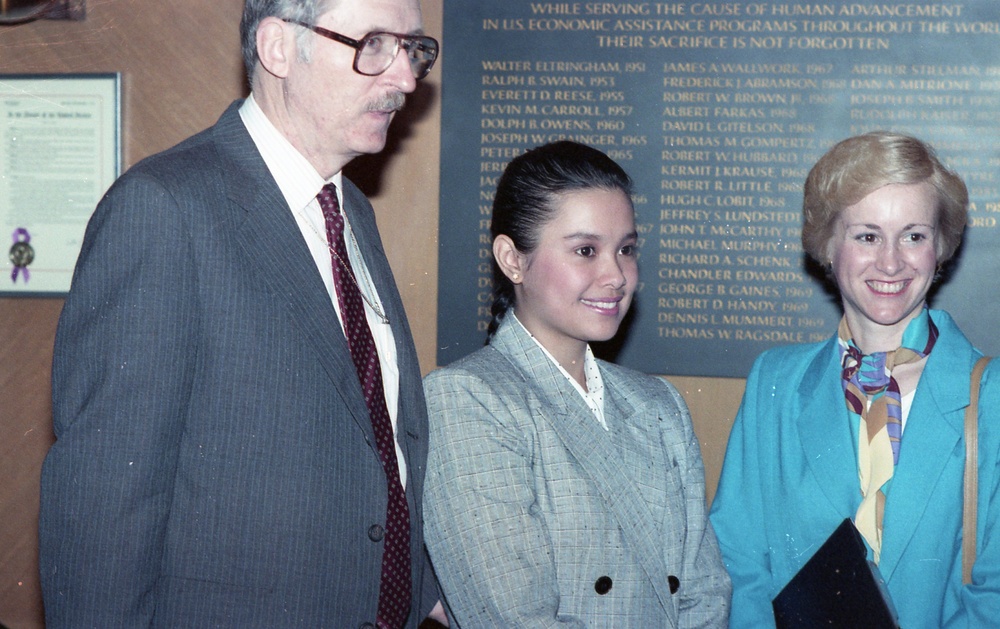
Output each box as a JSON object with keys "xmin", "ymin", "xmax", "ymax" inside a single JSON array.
[{"xmin": 772, "ymin": 518, "xmax": 899, "ymax": 629}]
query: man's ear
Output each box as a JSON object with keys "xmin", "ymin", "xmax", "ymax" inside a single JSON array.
[
  {"xmin": 493, "ymin": 235, "xmax": 525, "ymax": 284},
  {"xmin": 256, "ymin": 16, "xmax": 296, "ymax": 79}
]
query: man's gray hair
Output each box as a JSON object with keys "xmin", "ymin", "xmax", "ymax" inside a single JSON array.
[{"xmin": 240, "ymin": 0, "xmax": 331, "ymax": 81}]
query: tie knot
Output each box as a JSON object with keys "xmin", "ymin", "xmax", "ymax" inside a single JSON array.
[{"xmin": 317, "ymin": 183, "xmax": 341, "ymax": 218}]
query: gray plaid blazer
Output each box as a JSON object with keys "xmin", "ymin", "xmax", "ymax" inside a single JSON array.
[{"xmin": 424, "ymin": 316, "xmax": 730, "ymax": 628}]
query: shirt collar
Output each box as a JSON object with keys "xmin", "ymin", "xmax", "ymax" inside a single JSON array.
[
  {"xmin": 511, "ymin": 313, "xmax": 608, "ymax": 430},
  {"xmin": 239, "ymin": 95, "xmax": 343, "ymax": 211}
]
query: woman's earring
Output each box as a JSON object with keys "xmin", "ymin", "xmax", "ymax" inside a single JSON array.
[{"xmin": 512, "ymin": 272, "xmax": 520, "ymax": 282}]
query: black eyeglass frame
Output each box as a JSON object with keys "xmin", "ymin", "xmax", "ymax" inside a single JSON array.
[{"xmin": 286, "ymin": 19, "xmax": 439, "ymax": 80}]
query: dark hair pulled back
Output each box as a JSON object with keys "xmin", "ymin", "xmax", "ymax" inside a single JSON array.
[{"xmin": 487, "ymin": 140, "xmax": 633, "ymax": 341}]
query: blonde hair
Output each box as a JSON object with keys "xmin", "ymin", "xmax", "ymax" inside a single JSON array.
[{"xmin": 802, "ymin": 131, "xmax": 968, "ymax": 266}]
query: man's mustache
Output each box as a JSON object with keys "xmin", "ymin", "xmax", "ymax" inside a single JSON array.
[{"xmin": 369, "ymin": 92, "xmax": 406, "ymax": 113}]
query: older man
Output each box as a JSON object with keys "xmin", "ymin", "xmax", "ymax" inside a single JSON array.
[{"xmin": 39, "ymin": 1, "xmax": 442, "ymax": 627}]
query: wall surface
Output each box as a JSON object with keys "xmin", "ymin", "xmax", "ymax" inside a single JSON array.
[{"xmin": 0, "ymin": 1, "xmax": 743, "ymax": 626}]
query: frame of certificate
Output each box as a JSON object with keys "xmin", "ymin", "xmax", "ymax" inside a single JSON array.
[{"xmin": 0, "ymin": 73, "xmax": 120, "ymax": 296}]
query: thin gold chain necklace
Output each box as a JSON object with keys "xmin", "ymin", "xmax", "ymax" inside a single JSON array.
[{"xmin": 299, "ymin": 210, "xmax": 390, "ymax": 325}]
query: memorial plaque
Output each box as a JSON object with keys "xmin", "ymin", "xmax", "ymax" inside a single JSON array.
[{"xmin": 437, "ymin": 1, "xmax": 1000, "ymax": 376}]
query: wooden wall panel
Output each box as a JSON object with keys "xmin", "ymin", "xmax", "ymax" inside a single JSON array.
[
  {"xmin": 0, "ymin": 1, "xmax": 740, "ymax": 627},
  {"xmin": 1, "ymin": 2, "xmax": 246, "ymax": 626},
  {"xmin": 0, "ymin": 299, "xmax": 59, "ymax": 629}
]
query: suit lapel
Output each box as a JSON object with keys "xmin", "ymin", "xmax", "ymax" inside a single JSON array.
[
  {"xmin": 340, "ymin": 181, "xmax": 420, "ymax": 434},
  {"xmin": 492, "ymin": 320, "xmax": 677, "ymax": 622},
  {"xmin": 878, "ymin": 317, "xmax": 969, "ymax": 578},
  {"xmin": 211, "ymin": 103, "xmax": 377, "ymax": 449},
  {"xmin": 339, "ymin": 181, "xmax": 428, "ymax": 495},
  {"xmin": 795, "ymin": 340, "xmax": 860, "ymax": 513},
  {"xmin": 600, "ymin": 373, "xmax": 680, "ymax": 621}
]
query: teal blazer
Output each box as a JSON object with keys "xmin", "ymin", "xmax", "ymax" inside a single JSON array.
[{"xmin": 710, "ymin": 309, "xmax": 1000, "ymax": 628}]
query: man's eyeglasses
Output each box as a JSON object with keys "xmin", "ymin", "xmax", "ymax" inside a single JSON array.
[{"xmin": 286, "ymin": 20, "xmax": 439, "ymax": 80}]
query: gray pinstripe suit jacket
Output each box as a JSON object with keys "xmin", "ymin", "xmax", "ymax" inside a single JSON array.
[
  {"xmin": 423, "ymin": 316, "xmax": 730, "ymax": 628},
  {"xmin": 39, "ymin": 101, "xmax": 437, "ymax": 628}
]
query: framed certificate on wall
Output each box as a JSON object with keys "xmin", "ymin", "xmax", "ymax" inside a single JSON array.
[{"xmin": 1, "ymin": 73, "xmax": 120, "ymax": 296}]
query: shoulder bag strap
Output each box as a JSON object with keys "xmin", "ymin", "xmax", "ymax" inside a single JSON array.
[{"xmin": 964, "ymin": 356, "xmax": 992, "ymax": 585}]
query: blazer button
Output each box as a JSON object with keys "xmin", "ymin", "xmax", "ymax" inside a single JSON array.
[
  {"xmin": 368, "ymin": 524, "xmax": 385, "ymax": 542},
  {"xmin": 594, "ymin": 575, "xmax": 613, "ymax": 595},
  {"xmin": 359, "ymin": 623, "xmax": 376, "ymax": 629},
  {"xmin": 668, "ymin": 575, "xmax": 680, "ymax": 594}
]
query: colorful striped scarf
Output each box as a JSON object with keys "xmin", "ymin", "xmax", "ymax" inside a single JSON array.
[{"xmin": 839, "ymin": 308, "xmax": 937, "ymax": 562}]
